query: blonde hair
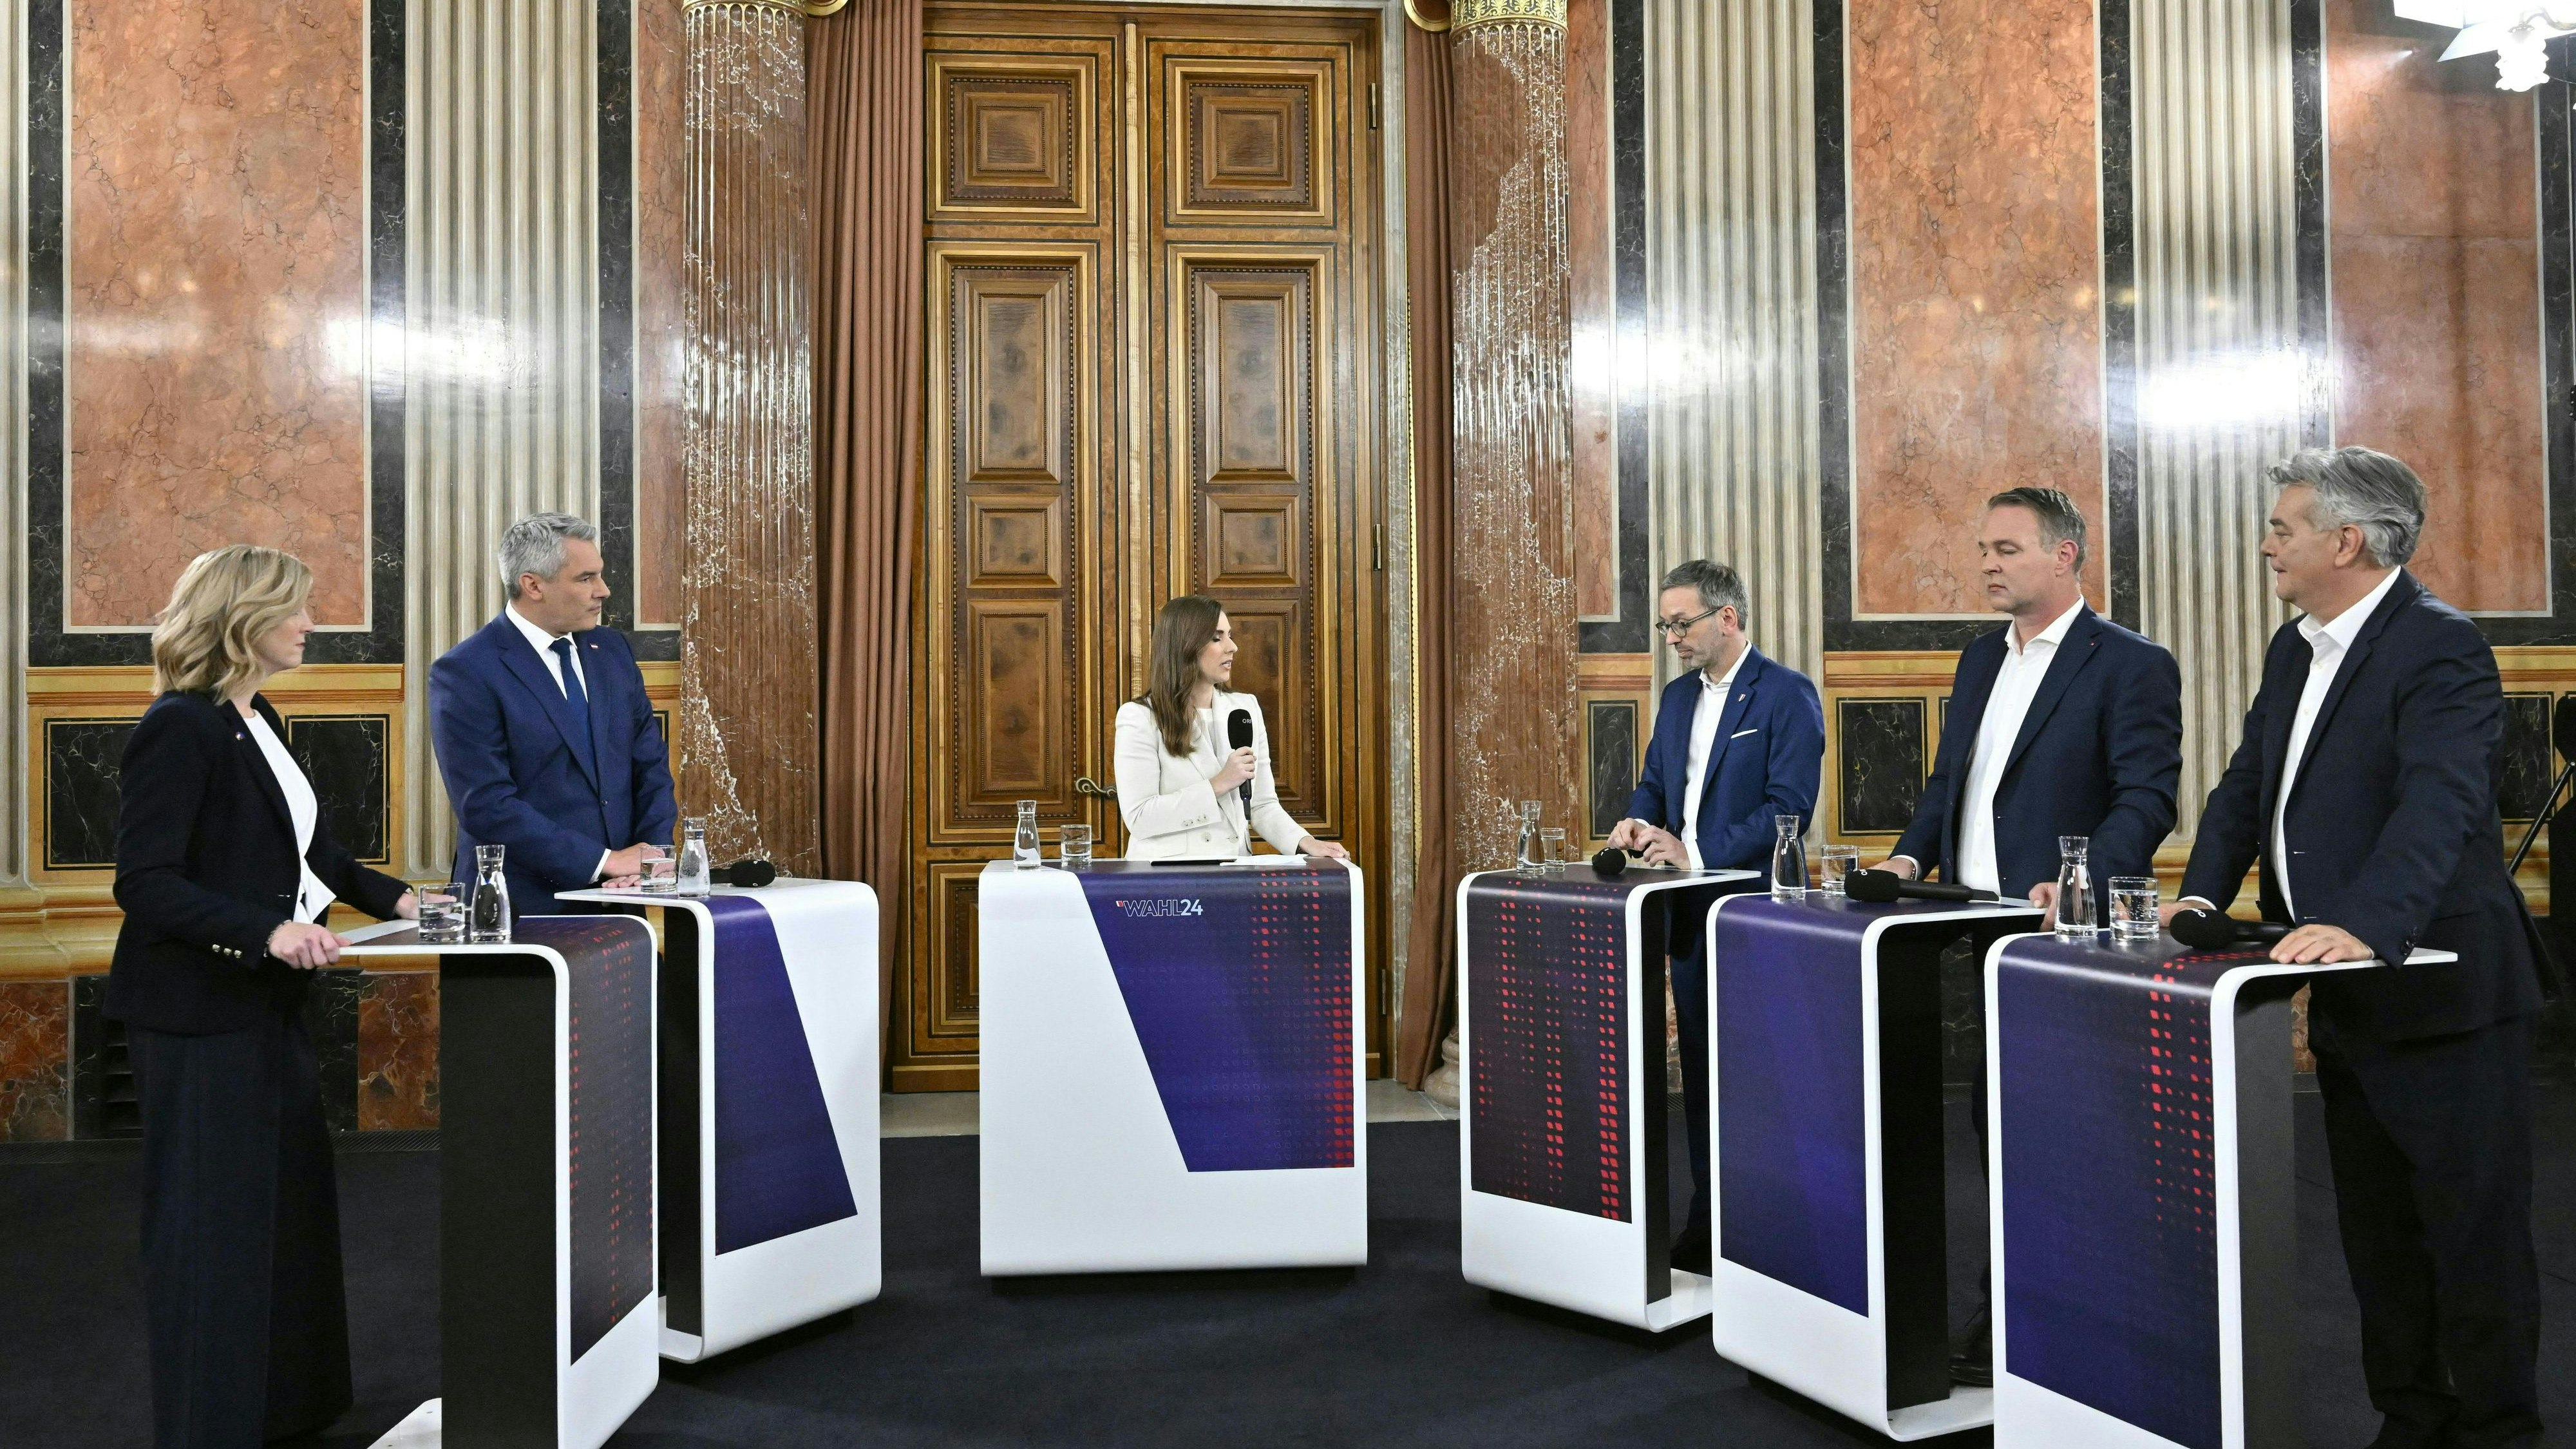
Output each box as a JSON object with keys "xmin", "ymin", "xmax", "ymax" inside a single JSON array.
[{"xmin": 150, "ymin": 545, "xmax": 314, "ymax": 700}]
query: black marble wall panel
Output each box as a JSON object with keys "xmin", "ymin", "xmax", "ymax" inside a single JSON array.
[
  {"xmin": 301, "ymin": 971, "xmax": 365, "ymax": 1135},
  {"xmin": 1838, "ymin": 698, "xmax": 1926, "ymax": 835},
  {"xmin": 285, "ymin": 715, "xmax": 392, "ymax": 864},
  {"xmin": 1587, "ymin": 700, "xmax": 1638, "ymax": 837},
  {"xmin": 1583, "ymin": 0, "xmax": 1651, "ymax": 654},
  {"xmin": 70, "ymin": 975, "xmax": 137, "ymax": 1140},
  {"xmin": 2499, "ymin": 693, "xmax": 2555, "ymax": 822},
  {"xmin": 597, "ymin": 0, "xmax": 670, "ymax": 659},
  {"xmin": 44, "ymin": 719, "xmax": 133, "ymax": 869}
]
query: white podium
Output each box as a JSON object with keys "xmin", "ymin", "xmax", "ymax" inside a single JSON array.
[
  {"xmin": 560, "ymin": 879, "xmax": 881, "ymax": 1362},
  {"xmin": 1985, "ymin": 930, "xmax": 2451, "ymax": 1449},
  {"xmin": 1454, "ymin": 864, "xmax": 1757, "ymax": 1331},
  {"xmin": 346, "ymin": 915, "xmax": 660, "ymax": 1449},
  {"xmin": 977, "ymin": 857, "xmax": 1367, "ymax": 1275}
]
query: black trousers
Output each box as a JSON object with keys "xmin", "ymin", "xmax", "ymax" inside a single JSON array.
[
  {"xmin": 131, "ymin": 1007, "xmax": 352, "ymax": 1448},
  {"xmin": 2312, "ymin": 1011, "xmax": 2541, "ymax": 1449}
]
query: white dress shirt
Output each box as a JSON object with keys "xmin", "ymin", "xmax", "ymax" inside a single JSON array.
[
  {"xmin": 242, "ymin": 711, "xmax": 336, "ymax": 924},
  {"xmin": 2269, "ymin": 567, "xmax": 2401, "ymax": 918},
  {"xmin": 504, "ymin": 603, "xmax": 611, "ymax": 882},
  {"xmin": 1677, "ymin": 643, "xmax": 1753, "ymax": 869},
  {"xmin": 1950, "ymin": 598, "xmax": 2086, "ymax": 894}
]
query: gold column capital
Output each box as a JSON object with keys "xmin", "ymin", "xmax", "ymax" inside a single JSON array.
[
  {"xmin": 683, "ymin": 0, "xmax": 848, "ymax": 15},
  {"xmin": 1451, "ymin": 0, "xmax": 1565, "ymax": 30}
]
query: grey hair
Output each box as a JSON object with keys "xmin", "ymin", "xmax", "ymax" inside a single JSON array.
[
  {"xmin": 1985, "ymin": 486, "xmax": 2088, "ymax": 571},
  {"xmin": 1658, "ymin": 559, "xmax": 1750, "ymax": 629},
  {"xmin": 2266, "ymin": 446, "xmax": 2427, "ymax": 568},
  {"xmin": 497, "ymin": 513, "xmax": 601, "ymax": 599}
]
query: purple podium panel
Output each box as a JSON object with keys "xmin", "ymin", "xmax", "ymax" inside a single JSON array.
[
  {"xmin": 1987, "ymin": 931, "xmax": 2441, "ymax": 1449},
  {"xmin": 1456, "ymin": 864, "xmax": 1758, "ymax": 1331},
  {"xmin": 342, "ymin": 914, "xmax": 661, "ymax": 1449},
  {"xmin": 1705, "ymin": 892, "xmax": 2041, "ymax": 1442},
  {"xmin": 979, "ymin": 858, "xmax": 1367, "ymax": 1274}
]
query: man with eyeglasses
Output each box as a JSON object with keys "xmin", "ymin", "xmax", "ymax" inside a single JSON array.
[
  {"xmin": 1872, "ymin": 485, "xmax": 2182, "ymax": 1385},
  {"xmin": 1605, "ymin": 559, "xmax": 1824, "ymax": 1276}
]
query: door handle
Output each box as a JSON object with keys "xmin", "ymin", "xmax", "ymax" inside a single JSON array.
[{"xmin": 1074, "ymin": 776, "xmax": 1113, "ymax": 798}]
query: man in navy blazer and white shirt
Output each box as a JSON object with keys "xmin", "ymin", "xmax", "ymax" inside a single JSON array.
[
  {"xmin": 430, "ymin": 513, "xmax": 677, "ymax": 915},
  {"xmin": 1879, "ymin": 486, "xmax": 2183, "ymax": 918},
  {"xmin": 1606, "ymin": 559, "xmax": 1826, "ymax": 1274}
]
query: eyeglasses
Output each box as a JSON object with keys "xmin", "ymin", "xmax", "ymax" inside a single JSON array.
[{"xmin": 1656, "ymin": 605, "xmax": 1721, "ymax": 638}]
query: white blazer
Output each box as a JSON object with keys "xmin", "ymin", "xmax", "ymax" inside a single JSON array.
[{"xmin": 1112, "ymin": 692, "xmax": 1307, "ymax": 860}]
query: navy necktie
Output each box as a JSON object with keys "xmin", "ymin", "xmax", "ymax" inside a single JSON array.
[{"xmin": 550, "ymin": 636, "xmax": 591, "ymax": 742}]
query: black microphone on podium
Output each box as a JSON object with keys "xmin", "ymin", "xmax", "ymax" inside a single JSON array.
[
  {"xmin": 1841, "ymin": 868, "xmax": 1996, "ymax": 904},
  {"xmin": 1226, "ymin": 707, "xmax": 1255, "ymax": 814},
  {"xmin": 710, "ymin": 858, "xmax": 776, "ymax": 888},
  {"xmin": 1592, "ymin": 846, "xmax": 1632, "ymax": 877},
  {"xmin": 2506, "ymin": 695, "xmax": 2576, "ymax": 874},
  {"xmin": 2167, "ymin": 908, "xmax": 2292, "ymax": 951}
]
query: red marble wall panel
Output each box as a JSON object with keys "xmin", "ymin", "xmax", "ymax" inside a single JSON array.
[
  {"xmin": 0, "ymin": 982, "xmax": 71, "ymax": 1142},
  {"xmin": 356, "ymin": 970, "xmax": 438, "ymax": 1131},
  {"xmin": 66, "ymin": 0, "xmax": 370, "ymax": 627},
  {"xmin": 635, "ymin": 0, "xmax": 688, "ymax": 628},
  {"xmin": 2326, "ymin": 0, "xmax": 2545, "ymax": 612},
  {"xmin": 1567, "ymin": 0, "xmax": 1617, "ymax": 619},
  {"xmin": 1846, "ymin": 0, "xmax": 2107, "ymax": 616}
]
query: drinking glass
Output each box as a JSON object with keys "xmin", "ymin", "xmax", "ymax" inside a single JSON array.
[
  {"xmin": 1771, "ymin": 815, "xmax": 1808, "ymax": 902},
  {"xmin": 419, "ymin": 882, "xmax": 468, "ymax": 943},
  {"xmin": 1060, "ymin": 823, "xmax": 1094, "ymax": 868},
  {"xmin": 2054, "ymin": 835, "xmax": 2096, "ymax": 939},
  {"xmin": 638, "ymin": 857, "xmax": 677, "ymax": 895},
  {"xmin": 676, "ymin": 819, "xmax": 712, "ymax": 897},
  {"xmin": 1539, "ymin": 828, "xmax": 1567, "ymax": 872},
  {"xmin": 1819, "ymin": 844, "xmax": 1861, "ymax": 897},
  {"xmin": 1013, "ymin": 800, "xmax": 1043, "ymax": 868},
  {"xmin": 469, "ymin": 844, "xmax": 511, "ymax": 943},
  {"xmin": 2110, "ymin": 876, "xmax": 2160, "ymax": 942}
]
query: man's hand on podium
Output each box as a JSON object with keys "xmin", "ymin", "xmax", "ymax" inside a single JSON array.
[
  {"xmin": 2027, "ymin": 881, "xmax": 2060, "ymax": 929},
  {"xmin": 1607, "ymin": 818, "xmax": 1689, "ymax": 869},
  {"xmin": 2269, "ymin": 922, "xmax": 2370, "ymax": 965}
]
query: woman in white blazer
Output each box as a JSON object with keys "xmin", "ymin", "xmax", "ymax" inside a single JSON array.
[{"xmin": 1113, "ymin": 595, "xmax": 1351, "ymax": 862}]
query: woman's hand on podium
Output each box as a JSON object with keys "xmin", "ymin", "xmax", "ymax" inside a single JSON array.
[
  {"xmin": 1295, "ymin": 835, "xmax": 1350, "ymax": 860},
  {"xmin": 1209, "ymin": 747, "xmax": 1257, "ymax": 795},
  {"xmin": 266, "ymin": 920, "xmax": 348, "ymax": 969}
]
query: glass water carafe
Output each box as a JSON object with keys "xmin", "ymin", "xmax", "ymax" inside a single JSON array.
[
  {"xmin": 2054, "ymin": 835, "xmax": 2095, "ymax": 938},
  {"xmin": 1771, "ymin": 815, "xmax": 1808, "ymax": 902},
  {"xmin": 1012, "ymin": 800, "xmax": 1043, "ymax": 868},
  {"xmin": 469, "ymin": 843, "xmax": 511, "ymax": 943},
  {"xmin": 1515, "ymin": 800, "xmax": 1543, "ymax": 871},
  {"xmin": 676, "ymin": 819, "xmax": 712, "ymax": 896}
]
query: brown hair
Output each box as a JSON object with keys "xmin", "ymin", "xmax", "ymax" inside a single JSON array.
[
  {"xmin": 150, "ymin": 545, "xmax": 314, "ymax": 701},
  {"xmin": 1141, "ymin": 595, "xmax": 1226, "ymax": 756}
]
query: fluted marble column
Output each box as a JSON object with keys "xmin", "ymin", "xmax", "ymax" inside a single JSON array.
[
  {"xmin": 1432, "ymin": 0, "xmax": 1577, "ymax": 1108},
  {"xmin": 678, "ymin": 0, "xmax": 834, "ymax": 874}
]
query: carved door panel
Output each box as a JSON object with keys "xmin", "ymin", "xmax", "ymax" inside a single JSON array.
[{"xmin": 904, "ymin": 7, "xmax": 1383, "ymax": 1090}]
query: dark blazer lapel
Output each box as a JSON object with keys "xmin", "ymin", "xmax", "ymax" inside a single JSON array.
[
  {"xmin": 1692, "ymin": 650, "xmax": 1765, "ymax": 833},
  {"xmin": 495, "ymin": 620, "xmax": 603, "ymax": 790},
  {"xmin": 2286, "ymin": 571, "xmax": 2415, "ymax": 802},
  {"xmin": 2000, "ymin": 607, "xmax": 2103, "ymax": 778},
  {"xmin": 231, "ymin": 696, "xmax": 294, "ymax": 835}
]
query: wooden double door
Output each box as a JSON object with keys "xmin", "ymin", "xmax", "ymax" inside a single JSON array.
[{"xmin": 900, "ymin": 5, "xmax": 1388, "ymax": 1090}]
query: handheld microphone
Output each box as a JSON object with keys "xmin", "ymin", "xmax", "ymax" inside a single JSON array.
[
  {"xmin": 1842, "ymin": 868, "xmax": 1998, "ymax": 905},
  {"xmin": 1591, "ymin": 846, "xmax": 1631, "ymax": 877},
  {"xmin": 710, "ymin": 858, "xmax": 776, "ymax": 889},
  {"xmin": 1226, "ymin": 708, "xmax": 1255, "ymax": 813},
  {"xmin": 2167, "ymin": 908, "xmax": 2292, "ymax": 951}
]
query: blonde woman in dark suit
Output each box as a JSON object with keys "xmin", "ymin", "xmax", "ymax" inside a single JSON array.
[
  {"xmin": 1112, "ymin": 595, "xmax": 1350, "ymax": 862},
  {"xmin": 110, "ymin": 545, "xmax": 421, "ymax": 1448}
]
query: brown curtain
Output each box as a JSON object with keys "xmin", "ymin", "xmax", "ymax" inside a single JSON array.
[
  {"xmin": 810, "ymin": 0, "xmax": 925, "ymax": 1061},
  {"xmin": 1396, "ymin": 16, "xmax": 1456, "ymax": 1088}
]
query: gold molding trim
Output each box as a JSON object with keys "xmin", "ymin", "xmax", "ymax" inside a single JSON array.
[
  {"xmin": 1450, "ymin": 0, "xmax": 1564, "ymax": 30},
  {"xmin": 1403, "ymin": 0, "xmax": 1452, "ymax": 31}
]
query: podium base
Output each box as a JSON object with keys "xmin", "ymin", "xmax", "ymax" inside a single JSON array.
[
  {"xmin": 368, "ymin": 1399, "xmax": 440, "ymax": 1449},
  {"xmin": 1640, "ymin": 1269, "xmax": 1713, "ymax": 1332},
  {"xmin": 1888, "ymin": 1388, "xmax": 1993, "ymax": 1442},
  {"xmin": 662, "ymin": 1326, "xmax": 706, "ymax": 1362}
]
